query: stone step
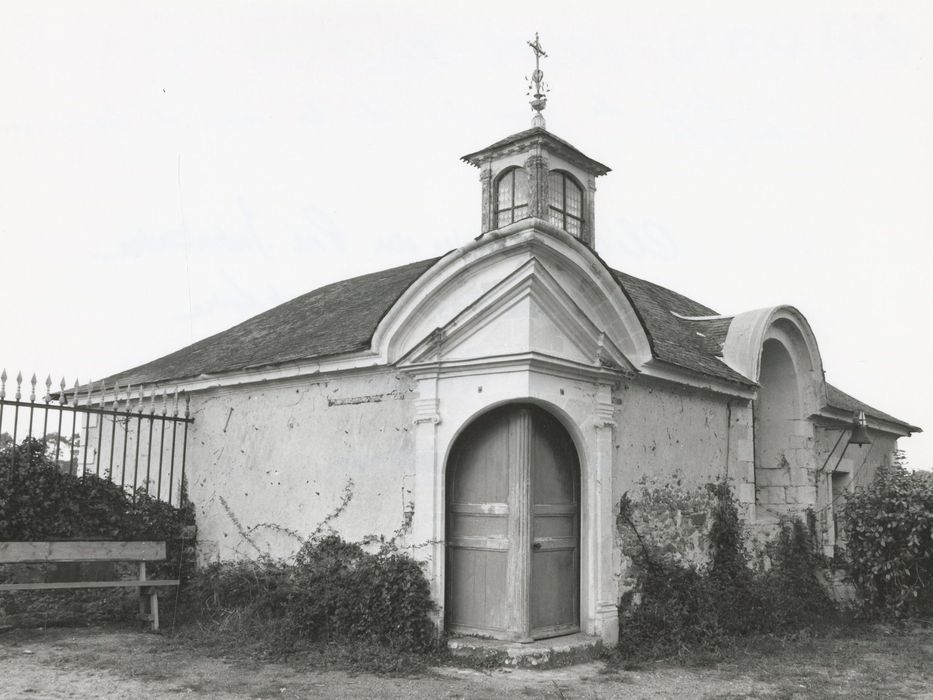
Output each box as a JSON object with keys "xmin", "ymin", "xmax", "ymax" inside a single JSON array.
[{"xmin": 447, "ymin": 632, "xmax": 603, "ymax": 668}]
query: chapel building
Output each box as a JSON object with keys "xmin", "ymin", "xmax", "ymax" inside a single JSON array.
[{"xmin": 92, "ymin": 42, "xmax": 919, "ymax": 644}]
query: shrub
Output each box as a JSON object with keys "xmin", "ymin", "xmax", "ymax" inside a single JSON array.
[
  {"xmin": 705, "ymin": 481, "xmax": 764, "ymax": 636},
  {"xmin": 0, "ymin": 436, "xmax": 195, "ymax": 581},
  {"xmin": 759, "ymin": 518, "xmax": 835, "ymax": 631},
  {"xmin": 616, "ymin": 552, "xmax": 724, "ymax": 659},
  {"xmin": 842, "ymin": 463, "xmax": 933, "ymax": 616},
  {"xmin": 183, "ymin": 534, "xmax": 437, "ymax": 657},
  {"xmin": 617, "ymin": 480, "xmax": 835, "ymax": 660},
  {"xmin": 0, "ymin": 435, "xmax": 196, "ymax": 628}
]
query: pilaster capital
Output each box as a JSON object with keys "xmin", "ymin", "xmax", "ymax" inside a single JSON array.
[
  {"xmin": 595, "ymin": 401, "xmax": 615, "ymax": 429},
  {"xmin": 414, "ymin": 398, "xmax": 441, "ymax": 425}
]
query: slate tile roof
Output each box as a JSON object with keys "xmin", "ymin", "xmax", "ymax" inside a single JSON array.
[
  {"xmin": 608, "ymin": 270, "xmax": 753, "ymax": 387},
  {"xmin": 103, "ymin": 257, "xmax": 440, "ymax": 387},
  {"xmin": 461, "ymin": 127, "xmax": 611, "ymax": 175},
  {"xmin": 824, "ymin": 384, "xmax": 920, "ymax": 432},
  {"xmin": 98, "ymin": 253, "xmax": 916, "ymax": 432}
]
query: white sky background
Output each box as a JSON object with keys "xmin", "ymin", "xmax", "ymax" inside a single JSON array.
[{"xmin": 1, "ymin": 1, "xmax": 931, "ymax": 468}]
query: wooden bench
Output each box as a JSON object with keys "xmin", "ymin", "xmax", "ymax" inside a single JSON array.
[{"xmin": 0, "ymin": 541, "xmax": 179, "ymax": 631}]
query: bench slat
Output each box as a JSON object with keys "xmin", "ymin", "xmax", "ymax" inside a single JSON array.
[
  {"xmin": 0, "ymin": 580, "xmax": 179, "ymax": 591},
  {"xmin": 0, "ymin": 541, "xmax": 167, "ymax": 563}
]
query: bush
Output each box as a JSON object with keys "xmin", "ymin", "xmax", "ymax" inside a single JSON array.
[
  {"xmin": 183, "ymin": 535, "xmax": 438, "ymax": 657},
  {"xmin": 617, "ymin": 480, "xmax": 835, "ymax": 660},
  {"xmin": 0, "ymin": 436, "xmax": 195, "ymax": 580},
  {"xmin": 842, "ymin": 463, "xmax": 933, "ymax": 616},
  {"xmin": 0, "ymin": 435, "xmax": 196, "ymax": 628},
  {"xmin": 759, "ymin": 518, "xmax": 835, "ymax": 631}
]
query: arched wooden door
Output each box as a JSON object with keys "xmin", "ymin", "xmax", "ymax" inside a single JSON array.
[{"xmin": 446, "ymin": 404, "xmax": 580, "ymax": 641}]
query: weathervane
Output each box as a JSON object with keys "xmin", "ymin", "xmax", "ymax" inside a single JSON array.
[{"xmin": 526, "ymin": 32, "xmax": 549, "ymax": 128}]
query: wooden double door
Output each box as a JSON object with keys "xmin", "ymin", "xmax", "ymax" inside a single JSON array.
[{"xmin": 445, "ymin": 404, "xmax": 580, "ymax": 641}]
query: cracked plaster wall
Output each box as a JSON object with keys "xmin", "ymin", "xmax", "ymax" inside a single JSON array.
[
  {"xmin": 610, "ymin": 377, "xmax": 747, "ymax": 598},
  {"xmin": 613, "ymin": 378, "xmax": 732, "ymax": 495},
  {"xmin": 185, "ymin": 370, "xmax": 417, "ymax": 562}
]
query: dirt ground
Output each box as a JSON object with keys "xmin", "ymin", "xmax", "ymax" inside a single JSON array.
[{"xmin": 1, "ymin": 625, "xmax": 931, "ymax": 699}]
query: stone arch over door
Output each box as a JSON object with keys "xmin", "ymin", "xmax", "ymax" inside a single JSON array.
[{"xmin": 445, "ymin": 403, "xmax": 581, "ymax": 642}]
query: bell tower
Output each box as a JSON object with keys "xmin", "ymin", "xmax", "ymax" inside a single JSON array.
[{"xmin": 461, "ymin": 34, "xmax": 611, "ymax": 248}]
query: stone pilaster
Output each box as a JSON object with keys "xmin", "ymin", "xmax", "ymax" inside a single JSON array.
[
  {"xmin": 507, "ymin": 407, "xmax": 534, "ymax": 641},
  {"xmin": 728, "ymin": 400, "xmax": 756, "ymax": 512},
  {"xmin": 480, "ymin": 166, "xmax": 494, "ymax": 234},
  {"xmin": 524, "ymin": 152, "xmax": 549, "ymax": 221},
  {"xmin": 410, "ymin": 376, "xmax": 443, "ymax": 629},
  {"xmin": 584, "ymin": 175, "xmax": 597, "ymax": 247},
  {"xmin": 592, "ymin": 384, "xmax": 619, "ymax": 643}
]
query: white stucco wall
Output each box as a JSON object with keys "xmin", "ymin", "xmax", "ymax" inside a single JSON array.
[
  {"xmin": 184, "ymin": 369, "xmax": 418, "ymax": 562},
  {"xmin": 614, "ymin": 377, "xmax": 732, "ymax": 492}
]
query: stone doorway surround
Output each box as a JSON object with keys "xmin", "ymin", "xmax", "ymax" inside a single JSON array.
[
  {"xmin": 405, "ymin": 363, "xmax": 620, "ymax": 644},
  {"xmin": 378, "ymin": 222, "xmax": 654, "ymax": 646}
]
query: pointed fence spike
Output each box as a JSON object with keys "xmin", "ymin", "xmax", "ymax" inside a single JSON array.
[
  {"xmin": 172, "ymin": 388, "xmax": 179, "ymax": 416},
  {"xmin": 44, "ymin": 374, "xmax": 52, "ymax": 404},
  {"xmin": 29, "ymin": 373, "xmax": 37, "ymax": 402},
  {"xmin": 161, "ymin": 388, "xmax": 168, "ymax": 415},
  {"xmin": 15, "ymin": 371, "xmax": 22, "ymax": 401},
  {"xmin": 184, "ymin": 392, "xmax": 191, "ymax": 418},
  {"xmin": 0, "ymin": 368, "xmax": 6, "ymax": 400}
]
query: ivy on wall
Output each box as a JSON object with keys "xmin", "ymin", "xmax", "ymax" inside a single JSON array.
[{"xmin": 616, "ymin": 478, "xmax": 835, "ymax": 660}]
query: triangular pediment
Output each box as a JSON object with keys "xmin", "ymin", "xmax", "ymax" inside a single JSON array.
[{"xmin": 399, "ymin": 258, "xmax": 635, "ymax": 373}]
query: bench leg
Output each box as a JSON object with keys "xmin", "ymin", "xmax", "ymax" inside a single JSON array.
[
  {"xmin": 150, "ymin": 590, "xmax": 160, "ymax": 631},
  {"xmin": 138, "ymin": 562, "xmax": 148, "ymax": 629}
]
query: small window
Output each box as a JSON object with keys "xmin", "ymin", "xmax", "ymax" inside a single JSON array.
[
  {"xmin": 496, "ymin": 167, "xmax": 529, "ymax": 227},
  {"xmin": 548, "ymin": 171, "xmax": 584, "ymax": 237}
]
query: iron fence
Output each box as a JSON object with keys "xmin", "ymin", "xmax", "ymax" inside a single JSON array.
[{"xmin": 0, "ymin": 370, "xmax": 192, "ymax": 505}]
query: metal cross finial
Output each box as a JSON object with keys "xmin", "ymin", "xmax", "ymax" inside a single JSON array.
[
  {"xmin": 527, "ymin": 32, "xmax": 549, "ymax": 128},
  {"xmin": 528, "ymin": 32, "xmax": 547, "ymax": 61}
]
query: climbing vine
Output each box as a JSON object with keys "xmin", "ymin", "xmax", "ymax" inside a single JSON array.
[{"xmin": 616, "ymin": 478, "xmax": 835, "ymax": 660}]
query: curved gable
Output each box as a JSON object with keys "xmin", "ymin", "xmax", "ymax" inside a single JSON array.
[
  {"xmin": 373, "ymin": 220, "xmax": 653, "ymax": 369},
  {"xmin": 722, "ymin": 306, "xmax": 826, "ymax": 413}
]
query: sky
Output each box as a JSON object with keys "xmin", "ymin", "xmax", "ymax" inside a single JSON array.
[{"xmin": 1, "ymin": 1, "xmax": 931, "ymax": 469}]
